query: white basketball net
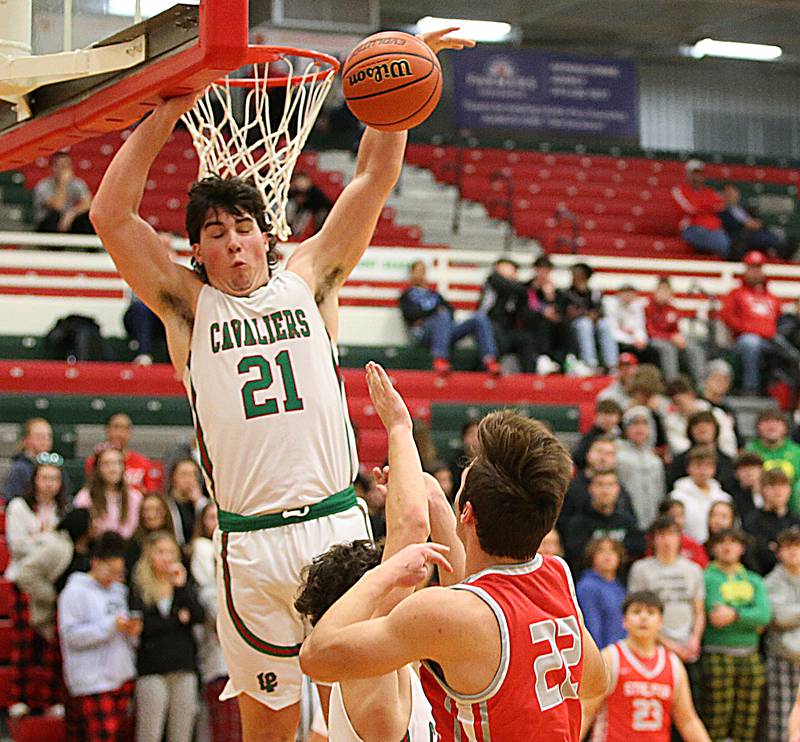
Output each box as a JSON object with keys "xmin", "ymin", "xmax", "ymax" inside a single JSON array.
[{"xmin": 181, "ymin": 53, "xmax": 337, "ymax": 241}]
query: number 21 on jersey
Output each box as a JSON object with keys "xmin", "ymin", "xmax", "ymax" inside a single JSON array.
[
  {"xmin": 237, "ymin": 351, "xmax": 303, "ymax": 419},
  {"xmin": 530, "ymin": 615, "xmax": 582, "ymax": 711}
]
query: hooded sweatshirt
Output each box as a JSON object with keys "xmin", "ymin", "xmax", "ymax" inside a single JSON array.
[
  {"xmin": 719, "ymin": 280, "xmax": 781, "ymax": 339},
  {"xmin": 669, "ymin": 476, "xmax": 732, "ymax": 543},
  {"xmin": 57, "ymin": 572, "xmax": 135, "ymax": 696}
]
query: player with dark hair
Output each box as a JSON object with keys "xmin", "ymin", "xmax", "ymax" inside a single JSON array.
[
  {"xmin": 300, "ymin": 409, "xmax": 608, "ymax": 740},
  {"xmin": 580, "ymin": 591, "xmax": 710, "ymax": 742}
]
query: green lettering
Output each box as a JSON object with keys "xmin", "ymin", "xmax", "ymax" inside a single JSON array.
[
  {"xmin": 271, "ymin": 311, "xmax": 287, "ymax": 341},
  {"xmin": 243, "ymin": 320, "xmax": 257, "ymax": 346},
  {"xmin": 210, "ymin": 322, "xmax": 221, "ymax": 353},
  {"xmin": 231, "ymin": 319, "xmax": 243, "ymax": 347},
  {"xmin": 221, "ymin": 322, "xmax": 234, "ymax": 351},
  {"xmin": 283, "ymin": 310, "xmax": 300, "ymax": 339},
  {"xmin": 262, "ymin": 315, "xmax": 275, "ymax": 343},
  {"xmin": 295, "ymin": 309, "xmax": 310, "ymax": 337},
  {"xmin": 251, "ymin": 319, "xmax": 269, "ymax": 345}
]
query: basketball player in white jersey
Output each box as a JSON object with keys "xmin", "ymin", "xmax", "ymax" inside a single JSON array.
[
  {"xmin": 295, "ymin": 362, "xmax": 465, "ymax": 741},
  {"xmin": 89, "ymin": 28, "xmax": 474, "ymax": 742}
]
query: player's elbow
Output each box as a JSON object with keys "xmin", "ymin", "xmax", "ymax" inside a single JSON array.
[{"xmin": 299, "ymin": 635, "xmax": 339, "ymax": 684}]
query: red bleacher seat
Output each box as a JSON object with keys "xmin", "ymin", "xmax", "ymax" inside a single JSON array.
[
  {"xmin": 0, "ymin": 578, "xmax": 13, "ymax": 618},
  {"xmin": 0, "ymin": 665, "xmax": 13, "ymax": 708},
  {"xmin": 0, "ymin": 619, "xmax": 13, "ymax": 662},
  {"xmin": 8, "ymin": 716, "xmax": 67, "ymax": 742},
  {"xmin": 0, "ymin": 538, "xmax": 9, "ymax": 572}
]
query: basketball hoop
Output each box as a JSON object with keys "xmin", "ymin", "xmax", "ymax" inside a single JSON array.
[{"xmin": 181, "ymin": 46, "xmax": 339, "ymax": 241}]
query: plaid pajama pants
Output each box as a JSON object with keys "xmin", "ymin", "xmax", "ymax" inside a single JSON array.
[
  {"xmin": 766, "ymin": 653, "xmax": 800, "ymax": 742},
  {"xmin": 65, "ymin": 680, "xmax": 135, "ymax": 742},
  {"xmin": 700, "ymin": 650, "xmax": 765, "ymax": 742},
  {"xmin": 205, "ymin": 676, "xmax": 242, "ymax": 742},
  {"xmin": 10, "ymin": 584, "xmax": 65, "ymax": 711}
]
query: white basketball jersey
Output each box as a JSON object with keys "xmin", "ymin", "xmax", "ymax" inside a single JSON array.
[
  {"xmin": 183, "ymin": 270, "xmax": 359, "ymax": 515},
  {"xmin": 328, "ymin": 667, "xmax": 435, "ymax": 742}
]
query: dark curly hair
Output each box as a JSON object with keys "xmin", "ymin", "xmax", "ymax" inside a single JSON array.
[
  {"xmin": 185, "ymin": 176, "xmax": 279, "ymax": 282},
  {"xmin": 294, "ymin": 540, "xmax": 382, "ymax": 626}
]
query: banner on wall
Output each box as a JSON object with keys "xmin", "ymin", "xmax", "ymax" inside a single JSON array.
[{"xmin": 453, "ymin": 48, "xmax": 639, "ymax": 139}]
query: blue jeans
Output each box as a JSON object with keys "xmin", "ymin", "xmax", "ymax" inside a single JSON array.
[
  {"xmin": 572, "ymin": 316, "xmax": 619, "ymax": 368},
  {"xmin": 411, "ymin": 308, "xmax": 497, "ymax": 360},
  {"xmin": 736, "ymin": 333, "xmax": 770, "ymax": 394},
  {"xmin": 683, "ymin": 226, "xmax": 731, "ymax": 259},
  {"xmin": 123, "ymin": 298, "xmax": 164, "ymax": 355}
]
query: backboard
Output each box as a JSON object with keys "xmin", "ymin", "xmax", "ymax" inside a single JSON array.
[{"xmin": 0, "ymin": 0, "xmax": 250, "ymax": 169}]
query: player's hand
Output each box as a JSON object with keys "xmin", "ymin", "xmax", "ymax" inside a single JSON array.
[
  {"xmin": 158, "ymin": 89, "xmax": 205, "ymax": 119},
  {"xmin": 372, "ymin": 465, "xmax": 390, "ymax": 500},
  {"xmin": 377, "ymin": 542, "xmax": 452, "ymax": 588},
  {"xmin": 418, "ymin": 27, "xmax": 477, "ymax": 54},
  {"xmin": 366, "ymin": 362, "xmax": 412, "ymax": 433}
]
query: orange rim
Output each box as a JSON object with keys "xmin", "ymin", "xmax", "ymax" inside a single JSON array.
[{"xmin": 214, "ymin": 45, "xmax": 340, "ymax": 88}]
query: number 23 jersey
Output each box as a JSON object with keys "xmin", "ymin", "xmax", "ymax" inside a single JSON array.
[
  {"xmin": 420, "ymin": 554, "xmax": 584, "ymax": 741},
  {"xmin": 183, "ymin": 270, "xmax": 359, "ymax": 515}
]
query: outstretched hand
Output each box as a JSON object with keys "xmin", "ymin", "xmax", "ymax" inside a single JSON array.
[
  {"xmin": 419, "ymin": 26, "xmax": 477, "ymax": 54},
  {"xmin": 366, "ymin": 362, "xmax": 412, "ymax": 433},
  {"xmin": 377, "ymin": 542, "xmax": 453, "ymax": 588},
  {"xmin": 157, "ymin": 89, "xmax": 205, "ymax": 120}
]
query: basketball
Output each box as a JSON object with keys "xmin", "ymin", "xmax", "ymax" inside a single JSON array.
[{"xmin": 342, "ymin": 31, "xmax": 442, "ymax": 132}]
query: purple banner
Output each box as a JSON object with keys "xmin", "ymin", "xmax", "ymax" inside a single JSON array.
[{"xmin": 453, "ymin": 48, "xmax": 639, "ymax": 139}]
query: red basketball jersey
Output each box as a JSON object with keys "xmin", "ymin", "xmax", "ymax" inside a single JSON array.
[
  {"xmin": 420, "ymin": 555, "xmax": 584, "ymax": 742},
  {"xmin": 591, "ymin": 641, "xmax": 679, "ymax": 742}
]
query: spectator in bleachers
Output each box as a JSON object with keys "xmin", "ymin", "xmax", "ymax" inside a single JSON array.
[
  {"xmin": 670, "ymin": 445, "xmax": 733, "ymax": 544},
  {"xmin": 667, "ymin": 410, "xmax": 736, "ymax": 493},
  {"xmin": 429, "ymin": 461, "xmax": 454, "ymax": 503},
  {"xmin": 571, "ymin": 398, "xmax": 622, "ymax": 470},
  {"xmin": 743, "ymin": 469, "xmax": 800, "ymax": 575},
  {"xmin": 729, "ymin": 452, "xmax": 764, "ymax": 523},
  {"xmin": 603, "ymin": 285, "xmax": 660, "ymax": 366},
  {"xmin": 74, "ymin": 446, "xmax": 144, "ymax": 540},
  {"xmin": 286, "ymin": 172, "xmax": 332, "ymax": 239},
  {"xmin": 3, "ymin": 417, "xmax": 71, "ymax": 502},
  {"xmin": 127, "ymin": 493, "xmax": 177, "ymax": 572},
  {"xmin": 85, "ymin": 412, "xmax": 160, "ymax": 494},
  {"xmin": 719, "ymin": 251, "xmax": 783, "ymax": 395},
  {"xmin": 33, "ymin": 152, "xmax": 94, "ymax": 235},
  {"xmin": 522, "ymin": 254, "xmax": 563, "ymax": 375},
  {"xmin": 575, "ymin": 537, "xmax": 626, "ymax": 648},
  {"xmin": 629, "ymin": 516, "xmax": 705, "ymax": 669},
  {"xmin": 764, "ymin": 527, "xmax": 800, "ymax": 742},
  {"xmin": 59, "ymin": 532, "xmax": 138, "ymax": 742},
  {"xmin": 165, "ymin": 458, "xmax": 207, "ymax": 547},
  {"xmin": 625, "ymin": 364, "xmax": 671, "ymax": 452},
  {"xmin": 699, "ymin": 359, "xmax": 743, "ymax": 449},
  {"xmin": 596, "ymin": 351, "xmax": 639, "ymax": 408},
  {"xmin": 747, "ymin": 409, "xmax": 800, "ymax": 511},
  {"xmin": 721, "ymin": 183, "xmax": 794, "ymax": 262},
  {"xmin": 477, "ymin": 257, "xmax": 536, "ymax": 373},
  {"xmin": 538, "ymin": 528, "xmax": 563, "ymax": 557},
  {"xmin": 645, "ymin": 275, "xmax": 706, "ymax": 384},
  {"xmin": 664, "ymin": 376, "xmax": 738, "ymax": 459},
  {"xmin": 615, "ymin": 406, "xmax": 665, "ymax": 530},
  {"xmin": 558, "ymin": 262, "xmax": 618, "ymax": 375},
  {"xmin": 130, "ymin": 531, "xmax": 204, "ymax": 742},
  {"xmin": 654, "ymin": 499, "xmax": 708, "ymax": 567},
  {"xmin": 448, "ymin": 419, "xmax": 479, "ymax": 496},
  {"xmin": 190, "ymin": 503, "xmax": 242, "ymax": 742},
  {"xmin": 671, "ymin": 159, "xmax": 731, "ymax": 259},
  {"xmin": 559, "ymin": 434, "xmax": 634, "ymax": 532},
  {"xmin": 399, "ymin": 260, "xmax": 500, "ymax": 375},
  {"xmin": 700, "ymin": 528, "xmax": 770, "ymax": 742},
  {"xmin": 563, "ymin": 469, "xmax": 644, "ymax": 569}
]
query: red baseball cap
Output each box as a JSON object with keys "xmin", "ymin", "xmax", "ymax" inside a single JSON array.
[
  {"xmin": 743, "ymin": 251, "xmax": 766, "ymax": 266},
  {"xmin": 619, "ymin": 352, "xmax": 639, "ymax": 366}
]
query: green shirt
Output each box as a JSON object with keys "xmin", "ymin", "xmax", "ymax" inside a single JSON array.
[
  {"xmin": 746, "ymin": 438, "xmax": 800, "ymax": 514},
  {"xmin": 703, "ymin": 562, "xmax": 771, "ymax": 650}
]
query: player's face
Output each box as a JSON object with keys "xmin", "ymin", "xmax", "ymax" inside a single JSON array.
[
  {"xmin": 623, "ymin": 604, "xmax": 663, "ymax": 640},
  {"xmin": 194, "ymin": 209, "xmax": 270, "ymax": 296}
]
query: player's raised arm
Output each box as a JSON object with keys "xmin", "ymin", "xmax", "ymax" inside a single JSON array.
[
  {"xmin": 90, "ymin": 94, "xmax": 202, "ymax": 319},
  {"xmin": 423, "ymin": 472, "xmax": 466, "ymax": 584},
  {"xmin": 579, "ymin": 643, "xmax": 612, "ymax": 740}
]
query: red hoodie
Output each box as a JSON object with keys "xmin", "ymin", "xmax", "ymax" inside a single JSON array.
[
  {"xmin": 719, "ymin": 281, "xmax": 782, "ymax": 339},
  {"xmin": 645, "ymin": 299, "xmax": 681, "ymax": 340},
  {"xmin": 671, "ymin": 183, "xmax": 724, "ymax": 230}
]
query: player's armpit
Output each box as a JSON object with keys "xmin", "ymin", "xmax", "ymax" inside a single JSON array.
[
  {"xmin": 579, "ymin": 626, "xmax": 609, "ymax": 702},
  {"xmin": 300, "ymin": 586, "xmax": 459, "ymax": 683}
]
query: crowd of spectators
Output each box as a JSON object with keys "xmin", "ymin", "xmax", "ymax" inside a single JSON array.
[{"xmin": 0, "ymin": 414, "xmax": 233, "ymax": 742}]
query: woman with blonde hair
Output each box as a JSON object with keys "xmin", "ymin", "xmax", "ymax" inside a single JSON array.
[
  {"xmin": 131, "ymin": 531, "xmax": 204, "ymax": 742},
  {"xmin": 74, "ymin": 446, "xmax": 142, "ymax": 539}
]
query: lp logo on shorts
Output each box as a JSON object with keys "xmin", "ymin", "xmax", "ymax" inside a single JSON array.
[{"xmin": 257, "ymin": 672, "xmax": 278, "ymax": 693}]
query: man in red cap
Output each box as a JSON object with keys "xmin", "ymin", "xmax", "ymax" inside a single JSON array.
[{"xmin": 719, "ymin": 252, "xmax": 784, "ymax": 395}]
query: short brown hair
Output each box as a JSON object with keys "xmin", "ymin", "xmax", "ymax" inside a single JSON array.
[
  {"xmin": 734, "ymin": 452, "xmax": 763, "ymax": 469},
  {"xmin": 687, "ymin": 444, "xmax": 716, "ymax": 466},
  {"xmin": 762, "ymin": 468, "xmax": 791, "ymax": 488},
  {"xmin": 459, "ymin": 410, "xmax": 572, "ymax": 560},
  {"xmin": 777, "ymin": 527, "xmax": 800, "ymax": 549},
  {"xmin": 628, "ymin": 365, "xmax": 665, "ymax": 397},
  {"xmin": 584, "ymin": 536, "xmax": 625, "ymax": 568},
  {"xmin": 596, "ymin": 399, "xmax": 623, "ymax": 417},
  {"xmin": 757, "ymin": 408, "xmax": 786, "ymax": 426},
  {"xmin": 665, "ymin": 375, "xmax": 695, "ymax": 397},
  {"xmin": 687, "ymin": 410, "xmax": 719, "ymax": 440}
]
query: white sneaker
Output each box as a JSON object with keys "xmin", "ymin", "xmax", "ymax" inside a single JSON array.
[
  {"xmin": 8, "ymin": 702, "xmax": 30, "ymax": 718},
  {"xmin": 536, "ymin": 355, "xmax": 560, "ymax": 375},
  {"xmin": 132, "ymin": 353, "xmax": 153, "ymax": 366},
  {"xmin": 570, "ymin": 360, "xmax": 595, "ymax": 377},
  {"xmin": 45, "ymin": 704, "xmax": 65, "ymax": 718}
]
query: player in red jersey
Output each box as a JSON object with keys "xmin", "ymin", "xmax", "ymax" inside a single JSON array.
[
  {"xmin": 300, "ymin": 408, "xmax": 608, "ymax": 741},
  {"xmin": 581, "ymin": 591, "xmax": 710, "ymax": 742}
]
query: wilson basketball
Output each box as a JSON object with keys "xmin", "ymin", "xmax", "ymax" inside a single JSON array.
[{"xmin": 342, "ymin": 31, "xmax": 442, "ymax": 132}]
